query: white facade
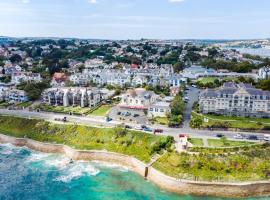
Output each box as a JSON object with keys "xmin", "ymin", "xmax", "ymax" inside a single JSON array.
[
  {"xmin": 199, "ymin": 82, "xmax": 270, "ymax": 118},
  {"xmin": 42, "ymin": 87, "xmax": 102, "ymax": 108},
  {"xmin": 11, "ymin": 72, "xmax": 42, "ymax": 84},
  {"xmin": 148, "ymin": 102, "xmax": 171, "ymax": 118},
  {"xmin": 119, "ymin": 88, "xmax": 159, "ymax": 109},
  {"xmin": 258, "ymin": 66, "xmax": 270, "ymax": 80}
]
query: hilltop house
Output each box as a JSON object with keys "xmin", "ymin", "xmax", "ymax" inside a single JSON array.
[
  {"xmin": 258, "ymin": 66, "xmax": 270, "ymax": 80},
  {"xmin": 51, "ymin": 73, "xmax": 68, "ymax": 87},
  {"xmin": 11, "ymin": 72, "xmax": 42, "ymax": 85}
]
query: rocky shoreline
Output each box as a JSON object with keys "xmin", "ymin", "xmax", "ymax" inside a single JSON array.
[{"xmin": 1, "ymin": 133, "xmax": 270, "ymax": 198}]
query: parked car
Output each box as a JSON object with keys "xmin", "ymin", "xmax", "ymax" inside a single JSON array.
[
  {"xmin": 122, "ymin": 112, "xmax": 131, "ymax": 116},
  {"xmin": 106, "ymin": 117, "xmax": 112, "ymax": 122},
  {"xmin": 124, "ymin": 125, "xmax": 132, "ymax": 129},
  {"xmin": 264, "ymin": 134, "xmax": 270, "ymax": 142},
  {"xmin": 143, "ymin": 127, "xmax": 152, "ymax": 132},
  {"xmin": 233, "ymin": 134, "xmax": 243, "ymax": 139},
  {"xmin": 54, "ymin": 117, "xmax": 67, "ymax": 122},
  {"xmin": 134, "ymin": 126, "xmax": 143, "ymax": 130},
  {"xmin": 141, "ymin": 125, "xmax": 147, "ymax": 129},
  {"xmin": 154, "ymin": 129, "xmax": 163, "ymax": 134},
  {"xmin": 247, "ymin": 135, "xmax": 258, "ymax": 140},
  {"xmin": 133, "ymin": 114, "xmax": 140, "ymax": 117},
  {"xmin": 117, "ymin": 112, "xmax": 121, "ymax": 115},
  {"xmin": 179, "ymin": 134, "xmax": 188, "ymax": 138},
  {"xmin": 216, "ymin": 134, "xmax": 224, "ymax": 138}
]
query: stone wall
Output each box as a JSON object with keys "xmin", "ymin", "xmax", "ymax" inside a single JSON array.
[{"xmin": 1, "ymin": 133, "xmax": 270, "ymax": 198}]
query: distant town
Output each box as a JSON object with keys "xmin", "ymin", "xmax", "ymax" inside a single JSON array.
[
  {"xmin": 0, "ymin": 37, "xmax": 270, "ymax": 128},
  {"xmin": 0, "ymin": 37, "xmax": 270, "ymax": 198}
]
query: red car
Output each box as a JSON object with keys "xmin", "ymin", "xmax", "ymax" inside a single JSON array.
[
  {"xmin": 154, "ymin": 129, "xmax": 163, "ymax": 134},
  {"xmin": 179, "ymin": 134, "xmax": 188, "ymax": 138}
]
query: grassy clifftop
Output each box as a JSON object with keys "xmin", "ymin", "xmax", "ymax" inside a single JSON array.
[
  {"xmin": 1, "ymin": 115, "xmax": 269, "ymax": 182},
  {"xmin": 0, "ymin": 115, "xmax": 173, "ymax": 162},
  {"xmin": 153, "ymin": 145, "xmax": 270, "ymax": 182}
]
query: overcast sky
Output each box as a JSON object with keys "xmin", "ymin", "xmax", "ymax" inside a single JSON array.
[{"xmin": 0, "ymin": 0, "xmax": 269, "ymax": 39}]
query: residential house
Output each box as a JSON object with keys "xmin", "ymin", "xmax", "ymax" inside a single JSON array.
[
  {"xmin": 5, "ymin": 89, "xmax": 28, "ymax": 103},
  {"xmin": 51, "ymin": 73, "xmax": 68, "ymax": 87},
  {"xmin": 258, "ymin": 66, "xmax": 270, "ymax": 80},
  {"xmin": 148, "ymin": 101, "xmax": 171, "ymax": 118},
  {"xmin": 11, "ymin": 72, "xmax": 42, "ymax": 85},
  {"xmin": 119, "ymin": 88, "xmax": 159, "ymax": 110}
]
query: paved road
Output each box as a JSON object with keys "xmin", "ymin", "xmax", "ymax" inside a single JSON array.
[
  {"xmin": 182, "ymin": 86, "xmax": 200, "ymax": 128},
  {"xmin": 0, "ymin": 108, "xmax": 266, "ymax": 141}
]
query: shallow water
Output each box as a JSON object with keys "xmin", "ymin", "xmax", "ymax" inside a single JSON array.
[{"xmin": 0, "ymin": 144, "xmax": 269, "ymax": 200}]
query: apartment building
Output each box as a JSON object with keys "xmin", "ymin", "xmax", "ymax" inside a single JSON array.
[
  {"xmin": 199, "ymin": 82, "xmax": 270, "ymax": 118},
  {"xmin": 42, "ymin": 87, "xmax": 102, "ymax": 108}
]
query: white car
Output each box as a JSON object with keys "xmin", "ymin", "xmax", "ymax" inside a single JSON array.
[
  {"xmin": 264, "ymin": 134, "xmax": 270, "ymax": 142},
  {"xmin": 134, "ymin": 126, "xmax": 142, "ymax": 130},
  {"xmin": 233, "ymin": 134, "xmax": 243, "ymax": 139}
]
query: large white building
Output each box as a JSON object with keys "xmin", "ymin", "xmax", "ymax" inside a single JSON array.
[
  {"xmin": 258, "ymin": 66, "xmax": 270, "ymax": 80},
  {"xmin": 119, "ymin": 88, "xmax": 159, "ymax": 110},
  {"xmin": 11, "ymin": 72, "xmax": 42, "ymax": 84},
  {"xmin": 42, "ymin": 87, "xmax": 102, "ymax": 108},
  {"xmin": 199, "ymin": 82, "xmax": 270, "ymax": 118}
]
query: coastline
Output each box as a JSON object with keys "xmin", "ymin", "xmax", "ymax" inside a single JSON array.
[{"xmin": 0, "ymin": 133, "xmax": 270, "ymax": 198}]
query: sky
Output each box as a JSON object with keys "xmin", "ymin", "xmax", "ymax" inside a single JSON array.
[{"xmin": 0, "ymin": 0, "xmax": 269, "ymax": 40}]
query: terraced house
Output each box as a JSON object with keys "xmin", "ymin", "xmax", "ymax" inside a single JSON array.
[
  {"xmin": 199, "ymin": 82, "xmax": 270, "ymax": 118},
  {"xmin": 42, "ymin": 87, "xmax": 101, "ymax": 108}
]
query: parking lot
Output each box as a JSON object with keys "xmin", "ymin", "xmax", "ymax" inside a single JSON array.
[{"xmin": 108, "ymin": 106, "xmax": 149, "ymax": 125}]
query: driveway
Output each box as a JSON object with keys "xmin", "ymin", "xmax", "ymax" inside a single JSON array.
[{"xmin": 182, "ymin": 86, "xmax": 201, "ymax": 128}]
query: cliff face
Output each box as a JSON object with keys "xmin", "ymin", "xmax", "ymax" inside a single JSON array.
[{"xmin": 1, "ymin": 133, "xmax": 270, "ymax": 198}]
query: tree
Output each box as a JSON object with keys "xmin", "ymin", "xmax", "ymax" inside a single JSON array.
[
  {"xmin": 190, "ymin": 118, "xmax": 203, "ymax": 128},
  {"xmin": 257, "ymin": 79, "xmax": 270, "ymax": 91},
  {"xmin": 173, "ymin": 61, "xmax": 185, "ymax": 73},
  {"xmin": 9, "ymin": 54, "xmax": 22, "ymax": 63},
  {"xmin": 171, "ymin": 95, "xmax": 185, "ymax": 116},
  {"xmin": 19, "ymin": 81, "xmax": 50, "ymax": 101}
]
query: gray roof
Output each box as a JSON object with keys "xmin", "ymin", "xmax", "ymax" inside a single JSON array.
[{"xmin": 201, "ymin": 82, "xmax": 270, "ymax": 98}]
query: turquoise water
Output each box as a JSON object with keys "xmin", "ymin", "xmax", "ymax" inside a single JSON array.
[{"xmin": 0, "ymin": 144, "xmax": 269, "ymax": 200}]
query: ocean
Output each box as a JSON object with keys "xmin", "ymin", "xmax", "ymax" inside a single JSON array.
[{"xmin": 0, "ymin": 143, "xmax": 269, "ymax": 200}]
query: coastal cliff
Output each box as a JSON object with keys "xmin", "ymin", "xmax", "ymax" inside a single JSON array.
[{"xmin": 1, "ymin": 133, "xmax": 270, "ymax": 198}]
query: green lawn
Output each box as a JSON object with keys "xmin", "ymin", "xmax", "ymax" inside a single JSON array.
[
  {"xmin": 0, "ymin": 115, "xmax": 173, "ymax": 162},
  {"xmin": 16, "ymin": 101, "xmax": 32, "ymax": 108},
  {"xmin": 188, "ymin": 138, "xmax": 203, "ymax": 146},
  {"xmin": 36, "ymin": 104, "xmax": 92, "ymax": 115},
  {"xmin": 0, "ymin": 101, "xmax": 13, "ymax": 107},
  {"xmin": 151, "ymin": 117, "xmax": 169, "ymax": 126},
  {"xmin": 89, "ymin": 105, "xmax": 112, "ymax": 116},
  {"xmin": 208, "ymin": 139, "xmax": 254, "ymax": 147},
  {"xmin": 197, "ymin": 77, "xmax": 218, "ymax": 84},
  {"xmin": 153, "ymin": 148, "xmax": 270, "ymax": 182},
  {"xmin": 192, "ymin": 112, "xmax": 270, "ymax": 130}
]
